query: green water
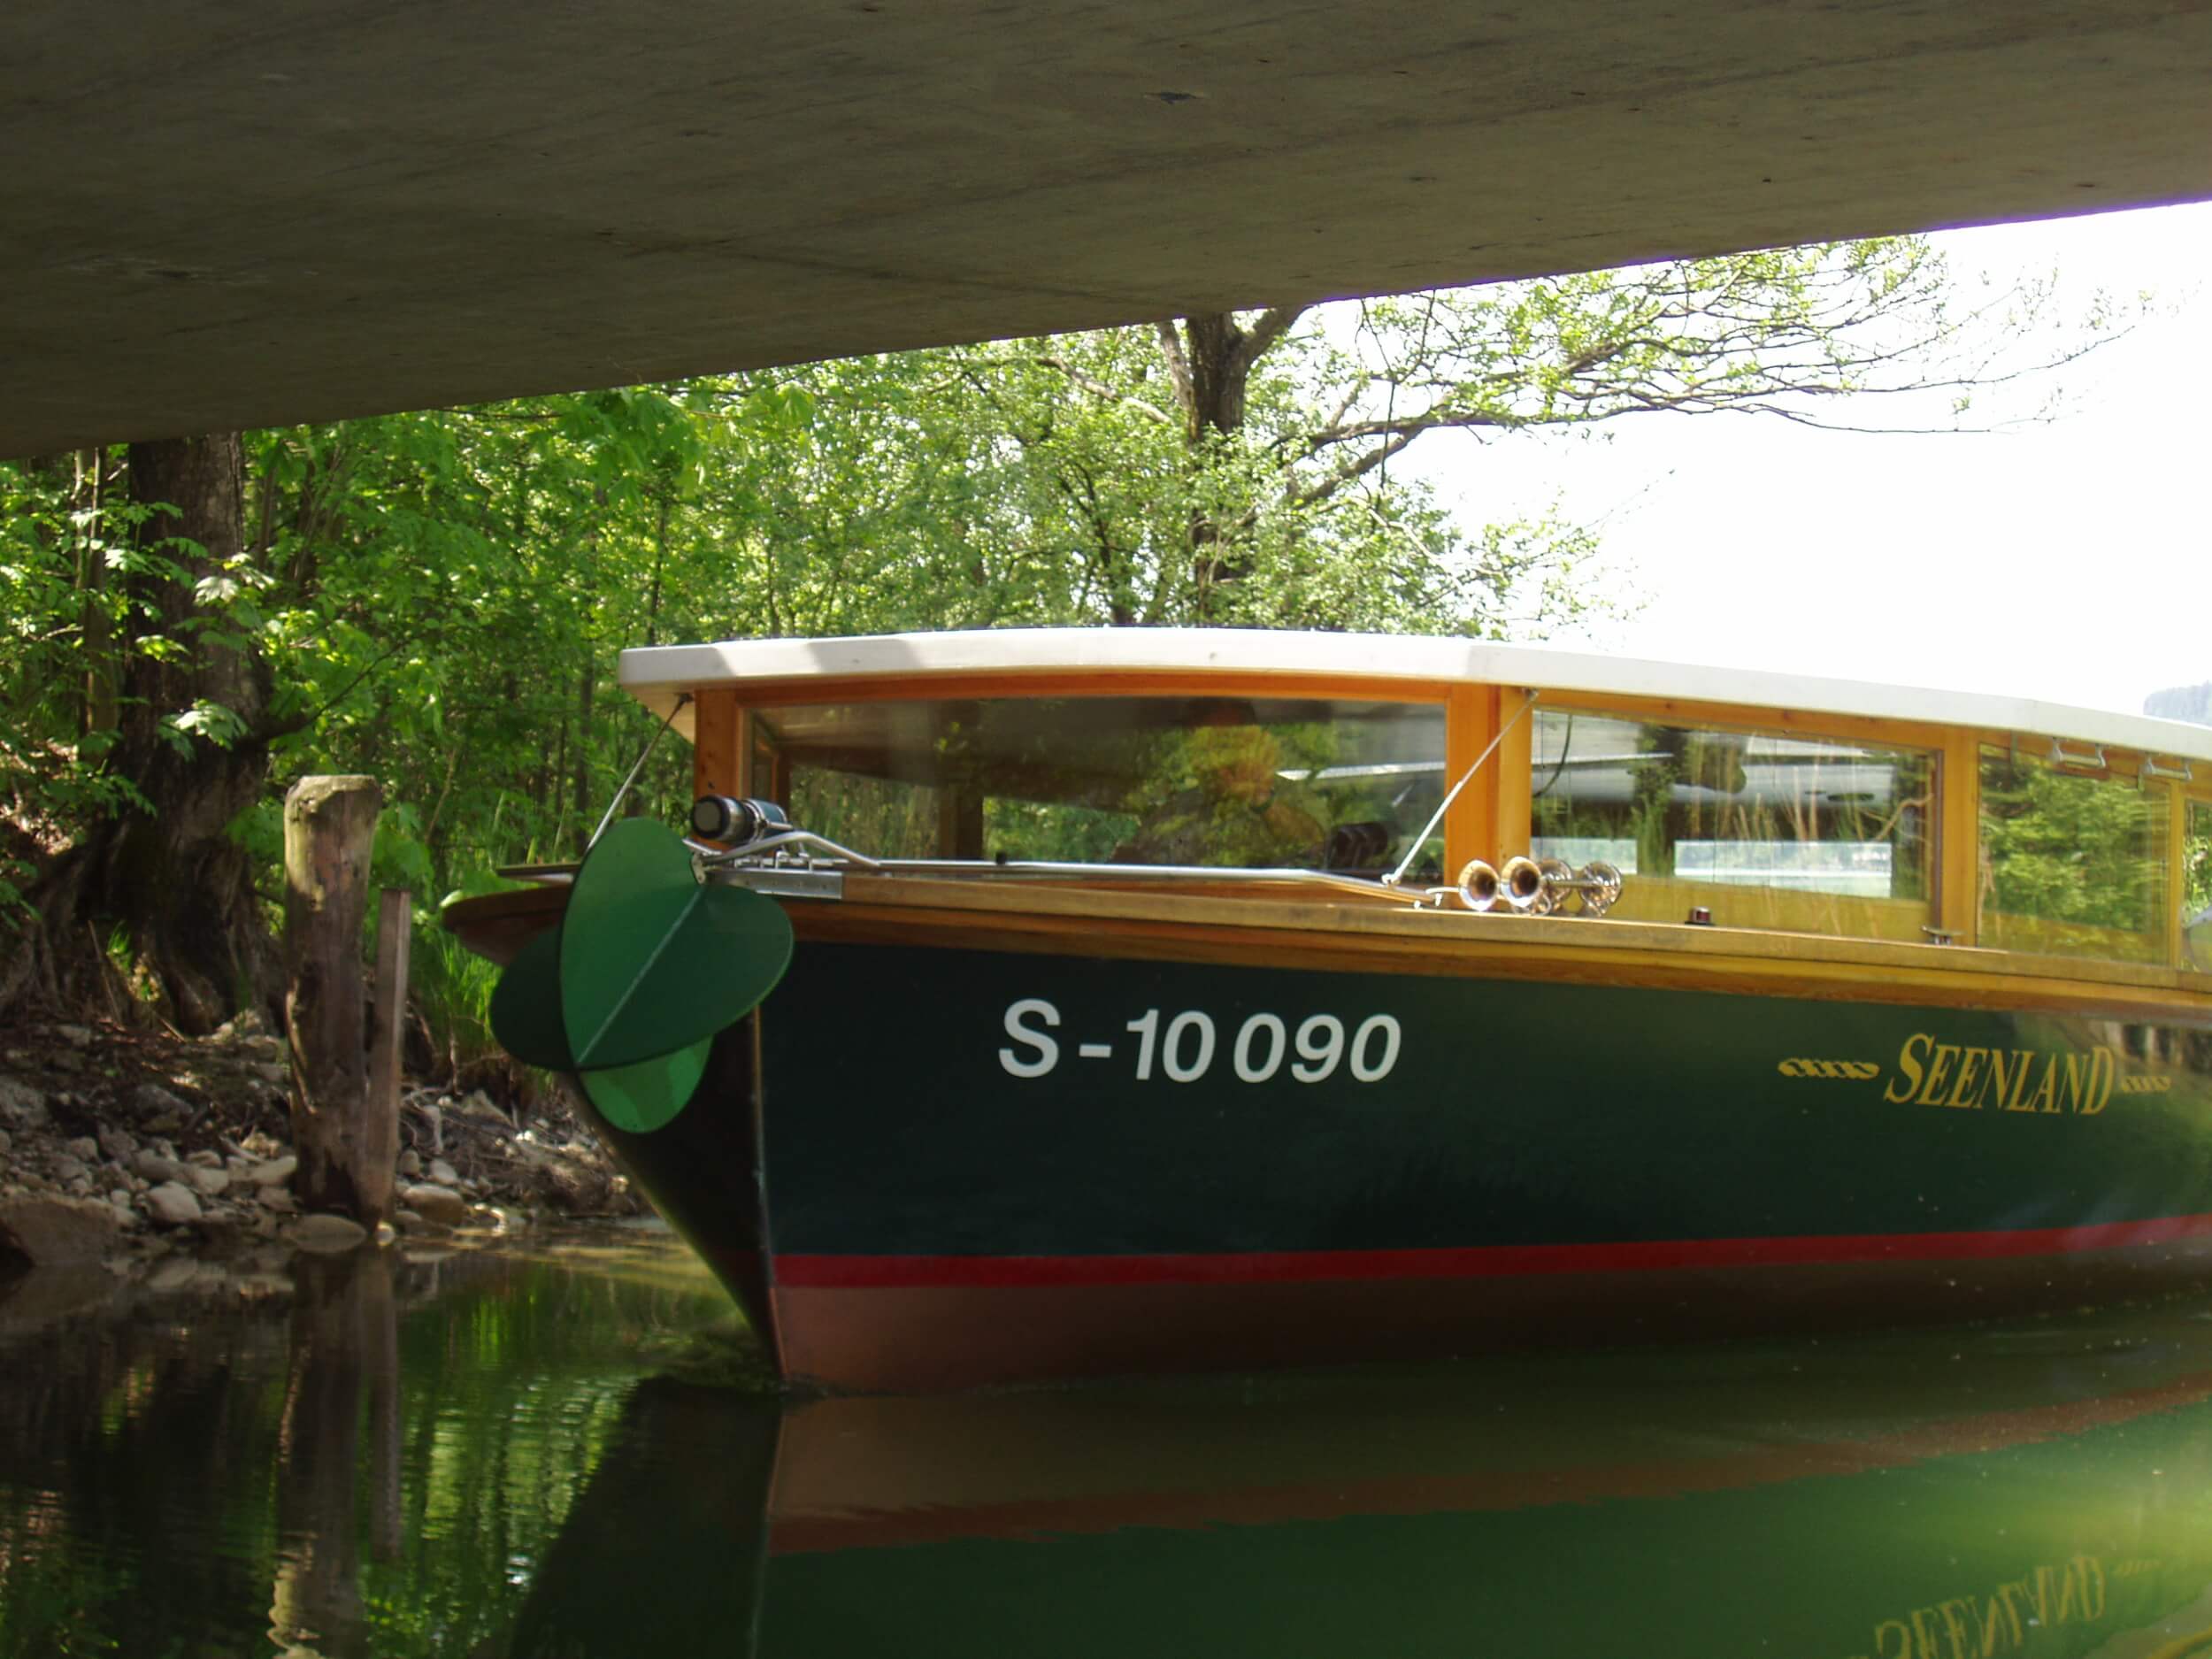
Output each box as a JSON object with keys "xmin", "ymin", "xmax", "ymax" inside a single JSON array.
[{"xmin": 8, "ymin": 1233, "xmax": 2212, "ymax": 1659}]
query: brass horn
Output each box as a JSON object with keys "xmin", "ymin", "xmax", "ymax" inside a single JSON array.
[
  {"xmin": 1499, "ymin": 856, "xmax": 1547, "ymax": 913},
  {"xmin": 1455, "ymin": 858, "xmax": 1502, "ymax": 912},
  {"xmin": 1534, "ymin": 857, "xmax": 1624, "ymax": 918},
  {"xmin": 1455, "ymin": 856, "xmax": 1547, "ymax": 913},
  {"xmin": 1453, "ymin": 856, "xmax": 1624, "ymax": 918}
]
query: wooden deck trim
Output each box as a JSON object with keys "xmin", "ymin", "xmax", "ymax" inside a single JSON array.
[
  {"xmin": 793, "ymin": 896, "xmax": 2208, "ymax": 1023},
  {"xmin": 826, "ymin": 872, "xmax": 2212, "ymax": 1007},
  {"xmin": 442, "ymin": 871, "xmax": 2212, "ymax": 1021}
]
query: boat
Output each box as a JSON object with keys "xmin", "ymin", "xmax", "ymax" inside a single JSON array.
[{"xmin": 442, "ymin": 627, "xmax": 2212, "ymax": 1393}]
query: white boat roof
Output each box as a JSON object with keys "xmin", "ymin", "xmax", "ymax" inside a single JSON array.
[{"xmin": 619, "ymin": 628, "xmax": 2212, "ymax": 765}]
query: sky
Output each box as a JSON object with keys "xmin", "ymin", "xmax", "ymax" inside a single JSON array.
[{"xmin": 1406, "ymin": 200, "xmax": 2212, "ymax": 720}]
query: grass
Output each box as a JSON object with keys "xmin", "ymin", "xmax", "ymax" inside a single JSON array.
[{"xmin": 409, "ymin": 919, "xmax": 508, "ymax": 1082}]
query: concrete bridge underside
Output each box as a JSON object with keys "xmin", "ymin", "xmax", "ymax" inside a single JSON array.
[{"xmin": 5, "ymin": 1, "xmax": 2210, "ymax": 455}]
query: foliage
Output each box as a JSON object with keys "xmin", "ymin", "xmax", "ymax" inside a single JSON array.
[
  {"xmin": 0, "ymin": 1252, "xmax": 735, "ymax": 1659},
  {"xmin": 0, "ymin": 461, "xmax": 148, "ymax": 911}
]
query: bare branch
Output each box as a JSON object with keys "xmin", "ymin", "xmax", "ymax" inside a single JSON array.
[
  {"xmin": 1230, "ymin": 304, "xmax": 1311, "ymax": 377},
  {"xmin": 1290, "ymin": 427, "xmax": 1426, "ymax": 509},
  {"xmin": 1032, "ymin": 356, "xmax": 1175, "ymax": 424}
]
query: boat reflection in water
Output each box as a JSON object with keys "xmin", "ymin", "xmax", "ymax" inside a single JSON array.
[
  {"xmin": 12, "ymin": 1233, "xmax": 2212, "ymax": 1656},
  {"xmin": 511, "ymin": 1301, "xmax": 2212, "ymax": 1659}
]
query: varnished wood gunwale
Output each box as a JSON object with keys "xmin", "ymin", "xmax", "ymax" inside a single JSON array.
[
  {"xmin": 830, "ymin": 872, "xmax": 2198, "ymax": 987},
  {"xmin": 438, "ymin": 870, "xmax": 2212, "ymax": 1025},
  {"xmin": 785, "ymin": 875, "xmax": 2212, "ymax": 1023}
]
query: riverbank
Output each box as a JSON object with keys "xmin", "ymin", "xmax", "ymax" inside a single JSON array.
[{"xmin": 0, "ymin": 1008, "xmax": 642, "ymax": 1283}]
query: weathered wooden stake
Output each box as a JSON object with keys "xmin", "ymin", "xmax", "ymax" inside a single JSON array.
[
  {"xmin": 283, "ymin": 774, "xmax": 384, "ymax": 1227},
  {"xmin": 365, "ymin": 887, "xmax": 411, "ymax": 1231}
]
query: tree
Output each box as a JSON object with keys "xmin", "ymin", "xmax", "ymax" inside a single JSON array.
[
  {"xmin": 966, "ymin": 236, "xmax": 2108, "ymax": 626},
  {"xmin": 4, "ymin": 435, "xmax": 295, "ymax": 1027},
  {"xmin": 684, "ymin": 235, "xmax": 2108, "ymax": 638}
]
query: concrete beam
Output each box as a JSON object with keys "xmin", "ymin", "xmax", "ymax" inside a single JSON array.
[{"xmin": 5, "ymin": 2, "xmax": 2209, "ymax": 455}]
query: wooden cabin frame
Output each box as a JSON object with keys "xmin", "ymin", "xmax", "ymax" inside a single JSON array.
[{"xmin": 623, "ymin": 632, "xmax": 2212, "ymax": 996}]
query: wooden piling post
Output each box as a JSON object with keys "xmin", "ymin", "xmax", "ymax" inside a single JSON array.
[
  {"xmin": 365, "ymin": 887, "xmax": 411, "ymax": 1231},
  {"xmin": 283, "ymin": 775, "xmax": 384, "ymax": 1227}
]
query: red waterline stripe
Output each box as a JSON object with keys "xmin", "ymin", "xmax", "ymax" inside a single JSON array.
[{"xmin": 772, "ymin": 1213, "xmax": 2212, "ymax": 1289}]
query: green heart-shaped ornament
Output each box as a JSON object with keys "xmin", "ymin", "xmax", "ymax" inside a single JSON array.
[
  {"xmin": 486, "ymin": 818, "xmax": 794, "ymax": 1133},
  {"xmin": 489, "ymin": 926, "xmax": 573, "ymax": 1071},
  {"xmin": 488, "ymin": 924, "xmax": 713, "ymax": 1133},
  {"xmin": 559, "ymin": 818, "xmax": 793, "ymax": 1071}
]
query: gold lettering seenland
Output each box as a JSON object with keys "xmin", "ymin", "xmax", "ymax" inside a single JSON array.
[{"xmin": 1879, "ymin": 1033, "xmax": 2116, "ymax": 1116}]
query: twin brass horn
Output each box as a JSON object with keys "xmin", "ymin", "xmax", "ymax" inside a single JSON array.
[
  {"xmin": 1455, "ymin": 856, "xmax": 1623, "ymax": 918},
  {"xmin": 1455, "ymin": 856, "xmax": 1543, "ymax": 914}
]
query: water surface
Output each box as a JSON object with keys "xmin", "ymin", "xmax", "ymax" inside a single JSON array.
[{"xmin": 7, "ymin": 1232, "xmax": 2212, "ymax": 1657}]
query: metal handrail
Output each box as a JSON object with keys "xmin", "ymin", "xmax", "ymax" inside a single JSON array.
[{"xmin": 690, "ymin": 843, "xmax": 1438, "ymax": 905}]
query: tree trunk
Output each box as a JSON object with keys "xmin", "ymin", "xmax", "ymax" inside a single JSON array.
[
  {"xmin": 1, "ymin": 434, "xmax": 280, "ymax": 1032},
  {"xmin": 1161, "ymin": 311, "xmax": 1298, "ymax": 618},
  {"xmin": 1179, "ymin": 312, "xmax": 1252, "ymax": 442},
  {"xmin": 78, "ymin": 449, "xmax": 118, "ymax": 737}
]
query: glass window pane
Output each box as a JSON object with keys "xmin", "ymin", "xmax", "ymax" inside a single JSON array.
[
  {"xmin": 2179, "ymin": 799, "xmax": 2210, "ymax": 972},
  {"xmin": 1978, "ymin": 748, "xmax": 2168, "ymax": 964},
  {"xmin": 1529, "ymin": 709, "xmax": 1934, "ymax": 940},
  {"xmin": 751, "ymin": 695, "xmax": 1447, "ymax": 875}
]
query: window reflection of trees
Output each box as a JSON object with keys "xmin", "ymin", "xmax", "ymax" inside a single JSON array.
[
  {"xmin": 1532, "ymin": 710, "xmax": 1931, "ymax": 905},
  {"xmin": 2185, "ymin": 801, "xmax": 2212, "ymax": 973},
  {"xmin": 767, "ymin": 697, "xmax": 1443, "ymax": 872},
  {"xmin": 1979, "ymin": 750, "xmax": 2166, "ymax": 964}
]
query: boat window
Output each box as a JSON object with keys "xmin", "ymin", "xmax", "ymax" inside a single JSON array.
[
  {"xmin": 1978, "ymin": 747, "xmax": 2169, "ymax": 964},
  {"xmin": 1528, "ymin": 709, "xmax": 1935, "ymax": 940},
  {"xmin": 2186, "ymin": 799, "xmax": 2212, "ymax": 973},
  {"xmin": 749, "ymin": 695, "xmax": 1448, "ymax": 875}
]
